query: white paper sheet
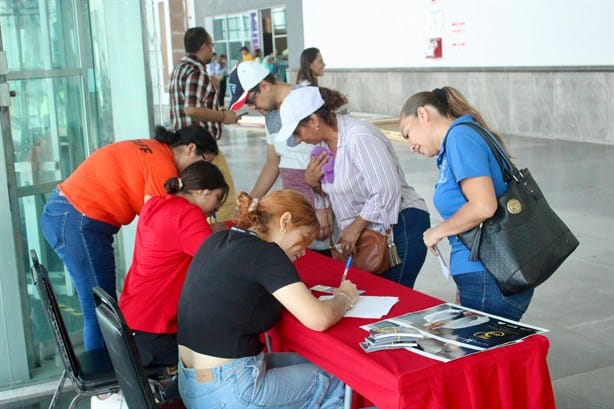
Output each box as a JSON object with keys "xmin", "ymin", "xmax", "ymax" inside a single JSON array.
[
  {"xmin": 434, "ymin": 244, "xmax": 450, "ymax": 280},
  {"xmin": 319, "ymin": 295, "xmax": 399, "ymax": 319}
]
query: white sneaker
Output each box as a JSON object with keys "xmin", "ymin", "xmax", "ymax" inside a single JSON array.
[{"xmin": 90, "ymin": 392, "xmax": 128, "ymax": 409}]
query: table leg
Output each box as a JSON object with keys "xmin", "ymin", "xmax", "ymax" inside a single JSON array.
[
  {"xmin": 344, "ymin": 384, "xmax": 353, "ymax": 409},
  {"xmin": 264, "ymin": 332, "xmax": 272, "ymax": 352}
]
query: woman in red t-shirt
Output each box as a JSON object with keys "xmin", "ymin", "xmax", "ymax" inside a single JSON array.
[{"xmin": 119, "ymin": 160, "xmax": 228, "ymax": 367}]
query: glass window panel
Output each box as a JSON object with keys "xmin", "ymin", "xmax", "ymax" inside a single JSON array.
[
  {"xmin": 272, "ymin": 8, "xmax": 287, "ymax": 35},
  {"xmin": 0, "ymin": 0, "xmax": 79, "ymax": 71},
  {"xmin": 227, "ymin": 16, "xmax": 241, "ymax": 41},
  {"xmin": 11, "ymin": 76, "xmax": 87, "ymax": 188},
  {"xmin": 0, "ymin": 0, "xmax": 118, "ymax": 390},
  {"xmin": 213, "ymin": 18, "xmax": 226, "ymax": 41},
  {"xmin": 214, "ymin": 43, "xmax": 227, "ymax": 57},
  {"xmin": 88, "ymin": 1, "xmax": 116, "ymax": 147}
]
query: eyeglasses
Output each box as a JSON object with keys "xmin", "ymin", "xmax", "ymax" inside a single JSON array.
[{"xmin": 245, "ymin": 84, "xmax": 260, "ymax": 105}]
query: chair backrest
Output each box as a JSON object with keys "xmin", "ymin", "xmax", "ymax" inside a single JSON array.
[
  {"xmin": 93, "ymin": 286, "xmax": 158, "ymax": 409},
  {"xmin": 30, "ymin": 249, "xmax": 82, "ymax": 381}
]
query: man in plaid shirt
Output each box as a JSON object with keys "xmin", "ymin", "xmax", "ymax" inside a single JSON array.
[
  {"xmin": 169, "ymin": 27, "xmax": 238, "ymax": 220},
  {"xmin": 170, "ymin": 27, "xmax": 238, "ymax": 136}
]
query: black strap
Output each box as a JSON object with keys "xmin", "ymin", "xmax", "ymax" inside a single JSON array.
[
  {"xmin": 444, "ymin": 122, "xmax": 514, "ymax": 261},
  {"xmin": 452, "ymin": 122, "xmax": 521, "ymax": 182}
]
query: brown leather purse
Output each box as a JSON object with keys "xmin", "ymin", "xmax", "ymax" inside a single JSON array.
[{"xmin": 331, "ymin": 229, "xmax": 394, "ymax": 275}]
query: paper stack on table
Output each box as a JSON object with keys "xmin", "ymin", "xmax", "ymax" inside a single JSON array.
[{"xmin": 319, "ymin": 295, "xmax": 399, "ymax": 318}]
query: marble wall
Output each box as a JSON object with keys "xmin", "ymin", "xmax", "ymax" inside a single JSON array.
[{"xmin": 312, "ymin": 69, "xmax": 614, "ymax": 145}]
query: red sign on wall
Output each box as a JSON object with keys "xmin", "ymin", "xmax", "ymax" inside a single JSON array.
[{"xmin": 426, "ymin": 37, "xmax": 443, "ymax": 58}]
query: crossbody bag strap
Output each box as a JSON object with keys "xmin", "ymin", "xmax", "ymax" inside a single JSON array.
[
  {"xmin": 444, "ymin": 122, "xmax": 514, "ymax": 260},
  {"xmin": 457, "ymin": 122, "xmax": 522, "ymax": 182}
]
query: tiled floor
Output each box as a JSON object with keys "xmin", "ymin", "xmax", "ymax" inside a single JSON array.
[{"xmin": 5, "ymin": 119, "xmax": 614, "ymax": 408}]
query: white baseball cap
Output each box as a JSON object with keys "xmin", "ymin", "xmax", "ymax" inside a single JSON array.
[
  {"xmin": 278, "ymin": 86, "xmax": 325, "ymax": 147},
  {"xmin": 228, "ymin": 62, "xmax": 270, "ymax": 110}
]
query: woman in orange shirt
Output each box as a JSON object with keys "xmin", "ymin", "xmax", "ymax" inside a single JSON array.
[{"xmin": 41, "ymin": 125, "xmax": 218, "ymax": 351}]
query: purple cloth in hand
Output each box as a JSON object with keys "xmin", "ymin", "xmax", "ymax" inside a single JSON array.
[{"xmin": 311, "ymin": 146, "xmax": 334, "ymax": 184}]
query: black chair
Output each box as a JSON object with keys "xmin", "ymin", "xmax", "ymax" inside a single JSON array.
[
  {"xmin": 93, "ymin": 286, "xmax": 185, "ymax": 409},
  {"xmin": 29, "ymin": 249, "xmax": 119, "ymax": 409}
]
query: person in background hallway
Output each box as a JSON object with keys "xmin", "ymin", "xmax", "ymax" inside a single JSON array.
[
  {"xmin": 40, "ymin": 125, "xmax": 214, "ymax": 351},
  {"xmin": 169, "ymin": 26, "xmax": 238, "ymax": 221},
  {"xmin": 296, "ymin": 47, "xmax": 326, "ymax": 86},
  {"xmin": 280, "ymin": 86, "xmax": 431, "ymax": 289},
  {"xmin": 177, "ymin": 190, "xmax": 357, "ymax": 408},
  {"xmin": 262, "ymin": 51, "xmax": 277, "ymax": 75},
  {"xmin": 398, "ymin": 86, "xmax": 534, "ymax": 321},
  {"xmin": 206, "ymin": 52, "xmax": 217, "ymax": 76},
  {"xmin": 254, "ymin": 48, "xmax": 263, "ymax": 63},
  {"xmin": 240, "ymin": 46, "xmax": 253, "ymax": 61},
  {"xmin": 120, "ymin": 155, "xmax": 228, "ymax": 368},
  {"xmin": 228, "ymin": 62, "xmax": 332, "ymax": 255},
  {"xmin": 213, "ymin": 54, "xmax": 228, "ymax": 108}
]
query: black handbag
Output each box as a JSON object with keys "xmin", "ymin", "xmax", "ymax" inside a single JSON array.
[{"xmin": 453, "ymin": 123, "xmax": 579, "ymax": 295}]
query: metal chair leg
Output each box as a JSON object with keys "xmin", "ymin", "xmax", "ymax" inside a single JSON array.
[
  {"xmin": 68, "ymin": 393, "xmax": 85, "ymax": 409},
  {"xmin": 47, "ymin": 369, "xmax": 67, "ymax": 409}
]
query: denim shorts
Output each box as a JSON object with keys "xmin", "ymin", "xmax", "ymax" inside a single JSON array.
[{"xmin": 178, "ymin": 352, "xmax": 345, "ymax": 409}]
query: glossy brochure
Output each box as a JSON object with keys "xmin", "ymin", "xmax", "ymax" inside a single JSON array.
[{"xmin": 361, "ymin": 302, "xmax": 548, "ymax": 361}]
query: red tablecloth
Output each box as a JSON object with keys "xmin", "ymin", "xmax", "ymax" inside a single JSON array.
[{"xmin": 267, "ymin": 251, "xmax": 555, "ymax": 409}]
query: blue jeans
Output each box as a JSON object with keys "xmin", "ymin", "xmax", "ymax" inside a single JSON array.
[
  {"xmin": 453, "ymin": 271, "xmax": 534, "ymax": 321},
  {"xmin": 179, "ymin": 352, "xmax": 345, "ymax": 409},
  {"xmin": 384, "ymin": 207, "xmax": 430, "ymax": 288},
  {"xmin": 40, "ymin": 189, "xmax": 119, "ymax": 351}
]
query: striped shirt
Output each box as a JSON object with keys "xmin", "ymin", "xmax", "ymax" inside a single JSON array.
[
  {"xmin": 169, "ymin": 55, "xmax": 222, "ymax": 138},
  {"xmin": 321, "ymin": 115, "xmax": 428, "ymax": 233}
]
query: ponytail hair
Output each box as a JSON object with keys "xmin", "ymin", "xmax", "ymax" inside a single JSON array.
[
  {"xmin": 399, "ymin": 86, "xmax": 508, "ymax": 152},
  {"xmin": 154, "ymin": 125, "xmax": 219, "ymax": 156},
  {"xmin": 164, "ymin": 161, "xmax": 229, "ymax": 204},
  {"xmin": 234, "ymin": 190, "xmax": 318, "ymax": 246},
  {"xmin": 297, "ymin": 87, "xmax": 348, "ymax": 129}
]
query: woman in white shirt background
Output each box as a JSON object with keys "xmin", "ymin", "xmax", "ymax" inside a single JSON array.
[{"xmin": 296, "ymin": 47, "xmax": 326, "ymax": 86}]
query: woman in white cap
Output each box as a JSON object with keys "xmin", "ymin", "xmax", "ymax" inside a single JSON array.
[{"xmin": 279, "ymin": 86, "xmax": 430, "ymax": 289}]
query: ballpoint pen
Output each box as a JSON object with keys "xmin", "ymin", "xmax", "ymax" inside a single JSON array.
[{"xmin": 340, "ymin": 255, "xmax": 352, "ymax": 285}]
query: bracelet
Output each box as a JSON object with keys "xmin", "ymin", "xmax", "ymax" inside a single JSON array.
[
  {"xmin": 336, "ymin": 291, "xmax": 354, "ymax": 311},
  {"xmin": 221, "ymin": 110, "xmax": 226, "ymax": 122}
]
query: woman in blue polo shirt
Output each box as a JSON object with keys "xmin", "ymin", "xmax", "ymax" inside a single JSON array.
[{"xmin": 398, "ymin": 86, "xmax": 533, "ymax": 321}]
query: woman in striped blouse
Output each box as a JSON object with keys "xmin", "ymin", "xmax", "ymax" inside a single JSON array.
[{"xmin": 277, "ymin": 86, "xmax": 430, "ymax": 288}]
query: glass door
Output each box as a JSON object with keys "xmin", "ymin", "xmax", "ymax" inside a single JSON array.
[{"xmin": 0, "ymin": 0, "xmax": 105, "ymax": 388}]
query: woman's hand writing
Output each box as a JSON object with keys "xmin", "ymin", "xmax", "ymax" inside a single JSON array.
[{"xmin": 335, "ymin": 280, "xmax": 360, "ymax": 307}]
